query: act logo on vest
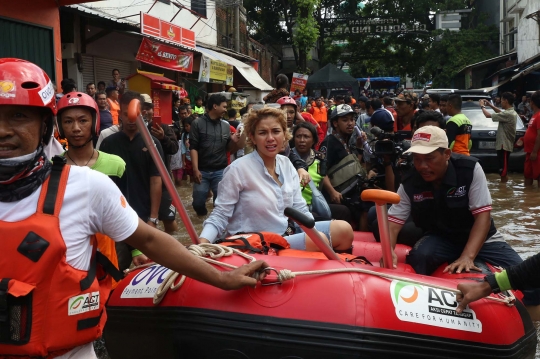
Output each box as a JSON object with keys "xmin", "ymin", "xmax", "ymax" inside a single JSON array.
[
  {"xmin": 390, "ymin": 280, "xmax": 482, "ymax": 333},
  {"xmin": 447, "ymin": 185, "xmax": 467, "ymax": 198},
  {"xmin": 68, "ymin": 292, "xmax": 100, "ymax": 316}
]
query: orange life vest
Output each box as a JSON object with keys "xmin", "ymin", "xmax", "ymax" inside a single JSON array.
[
  {"xmin": 0, "ymin": 159, "xmax": 114, "ymax": 358},
  {"xmin": 216, "ymin": 232, "xmax": 291, "ymax": 255}
]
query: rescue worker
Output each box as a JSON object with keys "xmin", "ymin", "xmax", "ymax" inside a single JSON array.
[
  {"xmin": 446, "ymin": 94, "xmax": 472, "ymax": 156},
  {"xmin": 385, "ymin": 125, "xmax": 540, "ymax": 319},
  {"xmin": 0, "ymin": 58, "xmax": 267, "ymax": 358},
  {"xmin": 56, "ymin": 91, "xmax": 128, "ymax": 288}
]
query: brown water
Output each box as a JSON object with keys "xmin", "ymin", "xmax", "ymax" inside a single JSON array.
[{"xmin": 97, "ymin": 173, "xmax": 540, "ymax": 358}]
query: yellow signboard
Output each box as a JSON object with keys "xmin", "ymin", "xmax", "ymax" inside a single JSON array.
[{"xmin": 198, "ymin": 55, "xmax": 233, "ymax": 85}]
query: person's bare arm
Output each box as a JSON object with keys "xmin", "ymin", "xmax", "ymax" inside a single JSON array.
[
  {"xmin": 149, "ymin": 176, "xmax": 162, "ymax": 225},
  {"xmin": 530, "ymin": 129, "xmax": 540, "ymax": 161},
  {"xmin": 124, "ymin": 219, "xmax": 268, "ymax": 289},
  {"xmin": 227, "ymin": 130, "xmax": 246, "ymax": 153},
  {"xmin": 443, "ymin": 211, "xmax": 490, "ymax": 274},
  {"xmin": 190, "ymin": 149, "xmax": 202, "ymax": 184}
]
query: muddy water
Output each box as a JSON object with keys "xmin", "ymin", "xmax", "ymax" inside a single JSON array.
[{"xmin": 97, "ymin": 173, "xmax": 540, "ymax": 358}]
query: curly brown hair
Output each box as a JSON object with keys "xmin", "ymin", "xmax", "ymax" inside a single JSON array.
[{"xmin": 244, "ymin": 107, "xmax": 291, "ymax": 149}]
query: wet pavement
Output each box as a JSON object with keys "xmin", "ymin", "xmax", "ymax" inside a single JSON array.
[{"xmin": 99, "ymin": 172, "xmax": 540, "ymax": 358}]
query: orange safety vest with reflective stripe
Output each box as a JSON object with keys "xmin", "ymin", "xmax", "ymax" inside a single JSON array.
[
  {"xmin": 0, "ymin": 160, "xmax": 110, "ymax": 358},
  {"xmin": 448, "ymin": 114, "xmax": 472, "ymax": 156}
]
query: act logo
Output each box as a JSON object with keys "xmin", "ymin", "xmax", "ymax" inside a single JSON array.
[
  {"xmin": 447, "ymin": 185, "xmax": 466, "ymax": 198},
  {"xmin": 390, "ymin": 280, "xmax": 482, "ymax": 333},
  {"xmin": 68, "ymin": 292, "xmax": 100, "ymax": 316},
  {"xmin": 393, "ymin": 280, "xmax": 422, "ymax": 304}
]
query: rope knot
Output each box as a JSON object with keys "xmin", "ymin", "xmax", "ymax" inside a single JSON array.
[{"xmin": 277, "ymin": 269, "xmax": 295, "ymax": 282}]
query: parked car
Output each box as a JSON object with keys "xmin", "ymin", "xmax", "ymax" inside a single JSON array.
[{"xmin": 426, "ymin": 89, "xmax": 526, "ymax": 173}]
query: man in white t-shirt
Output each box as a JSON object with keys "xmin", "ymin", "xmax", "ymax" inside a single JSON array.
[
  {"xmin": 385, "ymin": 126, "xmax": 540, "ymax": 319},
  {"xmin": 0, "ymin": 58, "xmax": 267, "ymax": 358}
]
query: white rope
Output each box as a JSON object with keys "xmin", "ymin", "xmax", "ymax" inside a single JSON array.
[{"xmin": 125, "ymin": 244, "xmax": 514, "ymax": 307}]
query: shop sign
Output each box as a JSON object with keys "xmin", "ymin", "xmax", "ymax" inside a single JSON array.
[
  {"xmin": 198, "ymin": 55, "xmax": 233, "ymax": 86},
  {"xmin": 136, "ymin": 38, "xmax": 193, "ymax": 74},
  {"xmin": 290, "ymin": 73, "xmax": 309, "ymax": 93},
  {"xmin": 140, "ymin": 12, "xmax": 196, "ymax": 50},
  {"xmin": 324, "ymin": 18, "xmax": 427, "ymax": 36}
]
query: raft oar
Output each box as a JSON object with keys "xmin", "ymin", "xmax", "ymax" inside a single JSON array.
[
  {"xmin": 284, "ymin": 207, "xmax": 340, "ymax": 260},
  {"xmin": 361, "ymin": 189, "xmax": 401, "ymax": 269},
  {"xmin": 128, "ymin": 99, "xmax": 199, "ymax": 244}
]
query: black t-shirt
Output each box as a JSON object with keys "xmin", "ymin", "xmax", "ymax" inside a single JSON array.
[
  {"xmin": 319, "ymin": 134, "xmax": 358, "ymax": 171},
  {"xmin": 100, "ymin": 131, "xmax": 164, "ymax": 220},
  {"xmin": 189, "ymin": 114, "xmax": 231, "ymax": 171}
]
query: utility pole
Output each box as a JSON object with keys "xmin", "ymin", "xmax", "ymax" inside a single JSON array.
[{"xmin": 234, "ymin": 0, "xmax": 240, "ymax": 52}]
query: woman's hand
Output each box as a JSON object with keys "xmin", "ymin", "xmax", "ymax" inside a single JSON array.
[{"xmin": 297, "ymin": 168, "xmax": 311, "ymax": 187}]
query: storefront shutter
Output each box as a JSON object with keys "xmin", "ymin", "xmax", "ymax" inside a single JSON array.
[
  {"xmin": 82, "ymin": 55, "xmax": 95, "ymax": 87},
  {"xmin": 0, "ymin": 16, "xmax": 55, "ymax": 80},
  {"xmin": 94, "ymin": 57, "xmax": 132, "ymax": 89}
]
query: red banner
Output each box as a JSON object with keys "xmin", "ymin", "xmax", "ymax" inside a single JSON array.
[
  {"xmin": 140, "ymin": 13, "xmax": 196, "ymax": 50},
  {"xmin": 136, "ymin": 38, "xmax": 193, "ymax": 74}
]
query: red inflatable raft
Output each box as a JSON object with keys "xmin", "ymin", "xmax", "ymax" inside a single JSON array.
[
  {"xmin": 106, "ymin": 109, "xmax": 536, "ymax": 358},
  {"xmin": 105, "ymin": 228, "xmax": 536, "ymax": 359}
]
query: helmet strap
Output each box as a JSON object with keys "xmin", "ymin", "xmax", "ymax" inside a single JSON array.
[{"xmin": 68, "ymin": 137, "xmax": 93, "ymax": 149}]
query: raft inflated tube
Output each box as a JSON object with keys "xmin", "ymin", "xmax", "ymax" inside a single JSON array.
[{"xmin": 127, "ymin": 99, "xmax": 199, "ymax": 244}]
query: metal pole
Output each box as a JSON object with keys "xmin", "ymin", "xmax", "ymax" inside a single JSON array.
[
  {"xmin": 284, "ymin": 207, "xmax": 340, "ymax": 261},
  {"xmin": 129, "ymin": 100, "xmax": 200, "ymax": 244},
  {"xmin": 375, "ymin": 203, "xmax": 393, "ymax": 269}
]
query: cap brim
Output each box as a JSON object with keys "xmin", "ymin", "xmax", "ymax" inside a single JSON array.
[
  {"xmin": 403, "ymin": 145, "xmax": 440, "ymax": 154},
  {"xmin": 393, "ymin": 97, "xmax": 406, "ymax": 102}
]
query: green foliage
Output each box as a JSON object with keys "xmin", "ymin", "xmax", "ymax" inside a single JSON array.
[
  {"xmin": 323, "ymin": 0, "xmax": 482, "ymax": 82},
  {"xmin": 424, "ymin": 24, "xmax": 499, "ymax": 87}
]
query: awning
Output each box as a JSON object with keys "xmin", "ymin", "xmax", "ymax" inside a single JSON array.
[
  {"xmin": 511, "ymin": 61, "xmax": 540, "ymax": 81},
  {"xmin": 478, "ymin": 77, "xmax": 512, "ymax": 92},
  {"xmin": 196, "ymin": 46, "xmax": 273, "ymax": 91},
  {"xmin": 153, "ymin": 83, "xmax": 182, "ymax": 91}
]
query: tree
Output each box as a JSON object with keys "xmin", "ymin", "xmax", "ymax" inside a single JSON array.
[
  {"xmin": 321, "ymin": 0, "xmax": 472, "ymax": 81},
  {"xmin": 424, "ymin": 24, "xmax": 499, "ymax": 87},
  {"xmin": 245, "ymin": 0, "xmax": 322, "ymax": 73}
]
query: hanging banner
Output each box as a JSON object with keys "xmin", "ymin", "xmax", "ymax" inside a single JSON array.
[
  {"xmin": 290, "ymin": 73, "xmax": 309, "ymax": 93},
  {"xmin": 136, "ymin": 38, "xmax": 193, "ymax": 74},
  {"xmin": 198, "ymin": 55, "xmax": 233, "ymax": 86},
  {"xmin": 364, "ymin": 76, "xmax": 371, "ymax": 90}
]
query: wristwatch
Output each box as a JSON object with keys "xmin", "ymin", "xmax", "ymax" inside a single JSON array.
[
  {"xmin": 481, "ymin": 106, "xmax": 486, "ymax": 109},
  {"xmin": 148, "ymin": 217, "xmax": 159, "ymax": 225},
  {"xmin": 484, "ymin": 274, "xmax": 501, "ymax": 294}
]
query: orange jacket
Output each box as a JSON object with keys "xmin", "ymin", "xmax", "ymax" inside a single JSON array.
[
  {"xmin": 107, "ymin": 98, "xmax": 120, "ymax": 125},
  {"xmin": 309, "ymin": 102, "xmax": 328, "ymax": 123},
  {"xmin": 0, "ymin": 163, "xmax": 109, "ymax": 357}
]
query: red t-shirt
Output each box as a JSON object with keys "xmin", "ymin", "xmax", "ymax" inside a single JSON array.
[{"xmin": 524, "ymin": 112, "xmax": 540, "ymax": 153}]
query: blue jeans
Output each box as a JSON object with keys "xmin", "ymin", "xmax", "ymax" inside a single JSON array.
[
  {"xmin": 407, "ymin": 234, "xmax": 540, "ymax": 305},
  {"xmin": 192, "ymin": 169, "xmax": 224, "ymax": 216},
  {"xmin": 286, "ymin": 221, "xmax": 332, "ymax": 250}
]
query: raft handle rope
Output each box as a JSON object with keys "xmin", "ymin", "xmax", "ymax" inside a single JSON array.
[{"xmin": 124, "ymin": 243, "xmax": 515, "ymax": 307}]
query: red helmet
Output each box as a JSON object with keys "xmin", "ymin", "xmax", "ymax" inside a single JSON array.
[
  {"xmin": 277, "ymin": 96, "xmax": 298, "ymax": 109},
  {"xmin": 56, "ymin": 92, "xmax": 100, "ymax": 138},
  {"xmin": 0, "ymin": 58, "xmax": 56, "ymax": 144}
]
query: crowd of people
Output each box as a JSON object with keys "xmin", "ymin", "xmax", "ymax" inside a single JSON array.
[{"xmin": 2, "ymin": 56, "xmax": 540, "ymax": 358}]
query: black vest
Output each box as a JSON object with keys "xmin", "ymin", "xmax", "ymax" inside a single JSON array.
[{"xmin": 402, "ymin": 154, "xmax": 497, "ymax": 244}]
